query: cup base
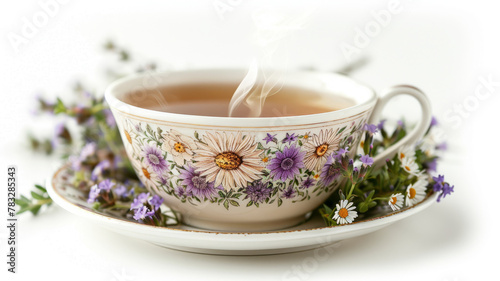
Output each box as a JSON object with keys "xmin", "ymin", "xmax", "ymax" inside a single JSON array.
[{"xmin": 182, "ymin": 212, "xmax": 312, "ymax": 232}]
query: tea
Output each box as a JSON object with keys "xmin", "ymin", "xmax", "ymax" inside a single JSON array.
[{"xmin": 123, "ymin": 83, "xmax": 355, "ymax": 117}]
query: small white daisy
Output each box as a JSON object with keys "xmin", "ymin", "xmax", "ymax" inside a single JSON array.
[
  {"xmin": 398, "ymin": 145, "xmax": 416, "ymax": 162},
  {"xmin": 333, "ymin": 200, "xmax": 358, "ymax": 225},
  {"xmin": 388, "ymin": 193, "xmax": 404, "ymax": 211},
  {"xmin": 405, "ymin": 177, "xmax": 428, "ymax": 206},
  {"xmin": 401, "ymin": 156, "xmax": 420, "ymax": 176}
]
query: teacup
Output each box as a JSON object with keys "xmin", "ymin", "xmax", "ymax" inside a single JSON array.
[{"xmin": 105, "ymin": 69, "xmax": 431, "ymax": 231}]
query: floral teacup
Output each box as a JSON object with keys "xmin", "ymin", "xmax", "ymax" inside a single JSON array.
[{"xmin": 105, "ymin": 69, "xmax": 431, "ymax": 231}]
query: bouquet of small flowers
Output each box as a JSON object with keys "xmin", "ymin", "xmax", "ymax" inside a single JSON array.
[{"xmin": 16, "ymin": 41, "xmax": 453, "ymax": 228}]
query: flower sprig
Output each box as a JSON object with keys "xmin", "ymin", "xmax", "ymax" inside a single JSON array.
[{"xmin": 320, "ymin": 119, "xmax": 454, "ymax": 226}]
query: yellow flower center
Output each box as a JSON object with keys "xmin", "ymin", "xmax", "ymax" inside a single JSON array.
[
  {"xmin": 314, "ymin": 174, "xmax": 320, "ymax": 179},
  {"xmin": 174, "ymin": 142, "xmax": 186, "ymax": 153},
  {"xmin": 315, "ymin": 144, "xmax": 329, "ymax": 157},
  {"xmin": 408, "ymin": 187, "xmax": 416, "ymax": 199},
  {"xmin": 215, "ymin": 152, "xmax": 242, "ymax": 170},
  {"xmin": 142, "ymin": 167, "xmax": 151, "ymax": 180},
  {"xmin": 400, "ymin": 152, "xmax": 405, "ymax": 159},
  {"xmin": 338, "ymin": 208, "xmax": 349, "ymax": 219},
  {"xmin": 390, "ymin": 196, "xmax": 398, "ymax": 205},
  {"xmin": 304, "ymin": 135, "xmax": 309, "ymax": 139},
  {"xmin": 360, "ymin": 140, "xmax": 365, "ymax": 147},
  {"xmin": 262, "ymin": 157, "xmax": 269, "ymax": 163},
  {"xmin": 124, "ymin": 130, "xmax": 132, "ymax": 144},
  {"xmin": 405, "ymin": 166, "xmax": 411, "ymax": 171}
]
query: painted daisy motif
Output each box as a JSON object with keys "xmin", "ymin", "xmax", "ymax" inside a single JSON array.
[
  {"xmin": 388, "ymin": 193, "xmax": 404, "ymax": 211},
  {"xmin": 161, "ymin": 129, "xmax": 197, "ymax": 166},
  {"xmin": 121, "ymin": 119, "xmax": 141, "ymax": 157},
  {"xmin": 131, "ymin": 159, "xmax": 167, "ymax": 198},
  {"xmin": 193, "ymin": 132, "xmax": 263, "ymax": 190},
  {"xmin": 401, "ymin": 156, "xmax": 420, "ymax": 175},
  {"xmin": 333, "ymin": 199, "xmax": 358, "ymax": 225},
  {"xmin": 141, "ymin": 144, "xmax": 168, "ymax": 174},
  {"xmin": 405, "ymin": 177, "xmax": 428, "ymax": 206},
  {"xmin": 303, "ymin": 128, "xmax": 342, "ymax": 172}
]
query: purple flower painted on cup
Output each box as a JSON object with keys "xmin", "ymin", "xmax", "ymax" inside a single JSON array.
[
  {"xmin": 263, "ymin": 133, "xmax": 277, "ymax": 144},
  {"xmin": 244, "ymin": 180, "xmax": 272, "ymax": 203},
  {"xmin": 179, "ymin": 164, "xmax": 219, "ymax": 200},
  {"xmin": 282, "ymin": 187, "xmax": 296, "ymax": 199},
  {"xmin": 300, "ymin": 177, "xmax": 315, "ymax": 189},
  {"xmin": 87, "ymin": 184, "xmax": 100, "ymax": 204},
  {"xmin": 141, "ymin": 144, "xmax": 168, "ymax": 174},
  {"xmin": 282, "ymin": 133, "xmax": 297, "ymax": 144},
  {"xmin": 268, "ymin": 144, "xmax": 305, "ymax": 181},
  {"xmin": 320, "ymin": 155, "xmax": 341, "ymax": 187}
]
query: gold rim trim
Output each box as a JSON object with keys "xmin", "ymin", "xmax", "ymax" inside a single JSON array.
[{"xmin": 112, "ymin": 107, "xmax": 372, "ymax": 132}]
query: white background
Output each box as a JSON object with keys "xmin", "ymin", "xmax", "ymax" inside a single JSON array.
[{"xmin": 0, "ymin": 0, "xmax": 499, "ymax": 280}]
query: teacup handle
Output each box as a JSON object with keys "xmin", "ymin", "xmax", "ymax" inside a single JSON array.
[{"xmin": 369, "ymin": 85, "xmax": 432, "ymax": 168}]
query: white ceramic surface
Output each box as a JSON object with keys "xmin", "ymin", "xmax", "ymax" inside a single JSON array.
[{"xmin": 47, "ymin": 164, "xmax": 437, "ymax": 256}]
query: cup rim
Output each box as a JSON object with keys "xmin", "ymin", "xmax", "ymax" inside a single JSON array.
[{"xmin": 104, "ymin": 68, "xmax": 378, "ymax": 127}]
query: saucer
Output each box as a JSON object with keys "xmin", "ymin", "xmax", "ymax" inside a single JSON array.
[{"xmin": 47, "ymin": 164, "xmax": 437, "ymax": 255}]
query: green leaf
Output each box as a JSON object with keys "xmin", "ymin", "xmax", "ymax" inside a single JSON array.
[
  {"xmin": 30, "ymin": 191, "xmax": 45, "ymax": 200},
  {"xmin": 246, "ymin": 201, "xmax": 253, "ymax": 207},
  {"xmin": 35, "ymin": 185, "xmax": 47, "ymax": 192},
  {"xmin": 223, "ymin": 200, "xmax": 229, "ymax": 210},
  {"xmin": 229, "ymin": 200, "xmax": 240, "ymax": 207},
  {"xmin": 337, "ymin": 126, "xmax": 346, "ymax": 136},
  {"xmin": 53, "ymin": 98, "xmax": 66, "ymax": 114},
  {"xmin": 278, "ymin": 198, "xmax": 283, "ymax": 207}
]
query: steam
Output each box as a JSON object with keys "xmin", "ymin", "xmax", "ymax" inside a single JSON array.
[{"xmin": 228, "ymin": 8, "xmax": 315, "ymax": 117}]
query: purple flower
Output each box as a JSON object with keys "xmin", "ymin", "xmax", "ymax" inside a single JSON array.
[
  {"xmin": 426, "ymin": 158, "xmax": 437, "ymax": 172},
  {"xmin": 437, "ymin": 183, "xmax": 454, "ymax": 202},
  {"xmin": 244, "ymin": 180, "xmax": 272, "ymax": 203},
  {"xmin": 301, "ymin": 177, "xmax": 315, "ymax": 189},
  {"xmin": 397, "ymin": 120, "xmax": 404, "ymax": 127},
  {"xmin": 103, "ymin": 109, "xmax": 116, "ymax": 128},
  {"xmin": 281, "ymin": 187, "xmax": 296, "ymax": 199},
  {"xmin": 80, "ymin": 142, "xmax": 97, "ymax": 159},
  {"xmin": 268, "ymin": 144, "xmax": 305, "ymax": 181},
  {"xmin": 69, "ymin": 155, "xmax": 82, "ymax": 171},
  {"xmin": 148, "ymin": 195, "xmax": 164, "ymax": 211},
  {"xmin": 437, "ymin": 142, "xmax": 448, "ymax": 151},
  {"xmin": 179, "ymin": 164, "xmax": 219, "ymax": 200},
  {"xmin": 131, "ymin": 192, "xmax": 150, "ymax": 210},
  {"xmin": 263, "ymin": 133, "xmax": 277, "ymax": 144},
  {"xmin": 320, "ymin": 156, "xmax": 341, "ymax": 187},
  {"xmin": 114, "ymin": 184, "xmax": 128, "ymax": 198},
  {"xmin": 377, "ymin": 119, "xmax": 386, "ymax": 130},
  {"xmin": 133, "ymin": 205, "xmax": 155, "ymax": 221},
  {"xmin": 363, "ymin": 123, "xmax": 378, "ymax": 134},
  {"xmin": 91, "ymin": 160, "xmax": 111, "ymax": 181},
  {"xmin": 282, "ymin": 133, "xmax": 297, "ymax": 144},
  {"xmin": 433, "ymin": 175, "xmax": 445, "ymax": 192},
  {"xmin": 98, "ymin": 179, "xmax": 115, "ymax": 191},
  {"xmin": 360, "ymin": 154, "xmax": 374, "ymax": 167},
  {"xmin": 430, "ymin": 116, "xmax": 438, "ymax": 127},
  {"xmin": 87, "ymin": 184, "xmax": 100, "ymax": 204},
  {"xmin": 141, "ymin": 144, "xmax": 168, "ymax": 174},
  {"xmin": 175, "ymin": 186, "xmax": 187, "ymax": 197},
  {"xmin": 334, "ymin": 147, "xmax": 350, "ymax": 161}
]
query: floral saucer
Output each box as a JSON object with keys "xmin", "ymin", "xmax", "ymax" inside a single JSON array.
[{"xmin": 47, "ymin": 164, "xmax": 437, "ymax": 256}]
